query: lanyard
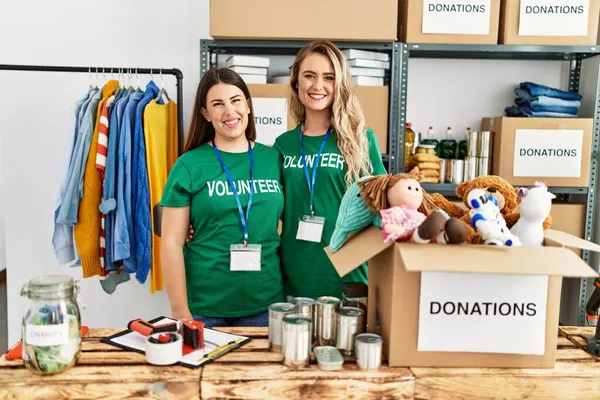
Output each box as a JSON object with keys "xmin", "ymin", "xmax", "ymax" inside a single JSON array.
[
  {"xmin": 299, "ymin": 126, "xmax": 331, "ymax": 216},
  {"xmin": 212, "ymin": 140, "xmax": 254, "ymax": 245}
]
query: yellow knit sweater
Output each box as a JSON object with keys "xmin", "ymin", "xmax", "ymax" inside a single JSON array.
[
  {"xmin": 144, "ymin": 99, "xmax": 179, "ymax": 293},
  {"xmin": 74, "ymin": 80, "xmax": 119, "ymax": 277}
]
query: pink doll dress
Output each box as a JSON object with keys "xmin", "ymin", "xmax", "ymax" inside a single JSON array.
[{"xmin": 380, "ymin": 206, "xmax": 426, "ymax": 242}]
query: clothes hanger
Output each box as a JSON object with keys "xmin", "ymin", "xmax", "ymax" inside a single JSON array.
[
  {"xmin": 155, "ymin": 69, "xmax": 170, "ymax": 104},
  {"xmin": 112, "ymin": 67, "xmax": 121, "ymax": 96},
  {"xmin": 127, "ymin": 68, "xmax": 135, "ymax": 92},
  {"xmin": 135, "ymin": 68, "xmax": 142, "ymax": 93}
]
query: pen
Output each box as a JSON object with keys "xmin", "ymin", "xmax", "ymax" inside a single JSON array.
[{"xmin": 200, "ymin": 340, "xmax": 241, "ymax": 361}]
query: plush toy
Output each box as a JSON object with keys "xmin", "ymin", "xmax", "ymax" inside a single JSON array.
[
  {"xmin": 430, "ymin": 175, "xmax": 551, "ymax": 244},
  {"xmin": 357, "ymin": 168, "xmax": 466, "ymax": 244},
  {"xmin": 329, "ymin": 176, "xmax": 381, "ymax": 252},
  {"xmin": 467, "ymin": 189, "xmax": 522, "ymax": 247},
  {"xmin": 510, "ymin": 181, "xmax": 555, "ymax": 246}
]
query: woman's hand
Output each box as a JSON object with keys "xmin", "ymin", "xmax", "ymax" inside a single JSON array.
[
  {"xmin": 172, "ymin": 307, "xmax": 193, "ymax": 322},
  {"xmin": 186, "ymin": 224, "xmax": 194, "ymax": 243}
]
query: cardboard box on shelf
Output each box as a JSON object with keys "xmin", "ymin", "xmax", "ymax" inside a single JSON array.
[
  {"xmin": 210, "ymin": 0, "xmax": 397, "ymax": 42},
  {"xmin": 247, "ymin": 84, "xmax": 389, "ymax": 152},
  {"xmin": 325, "ymin": 226, "xmax": 599, "ymax": 368},
  {"xmin": 500, "ymin": 0, "xmax": 600, "ymax": 46},
  {"xmin": 398, "ymin": 0, "xmax": 501, "ymax": 44},
  {"xmin": 482, "ymin": 117, "xmax": 593, "ymax": 188}
]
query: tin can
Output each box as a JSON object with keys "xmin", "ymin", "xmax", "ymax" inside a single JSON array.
[
  {"xmin": 342, "ymin": 283, "xmax": 368, "ymax": 332},
  {"xmin": 464, "ymin": 156, "xmax": 478, "ymax": 181},
  {"xmin": 291, "ymin": 297, "xmax": 316, "ymax": 339},
  {"xmin": 439, "ymin": 159, "xmax": 448, "ymax": 183},
  {"xmin": 478, "ymin": 157, "xmax": 491, "ymax": 176},
  {"xmin": 281, "ymin": 314, "xmax": 312, "ymax": 368},
  {"xmin": 477, "ymin": 131, "xmax": 493, "ymax": 158},
  {"xmin": 443, "ymin": 159, "xmax": 464, "ymax": 184},
  {"xmin": 316, "ymin": 296, "xmax": 341, "ymax": 346},
  {"xmin": 335, "ymin": 307, "xmax": 365, "ymax": 356},
  {"xmin": 355, "ymin": 333, "xmax": 383, "ymax": 371},
  {"xmin": 467, "ymin": 130, "xmax": 479, "ymax": 157},
  {"xmin": 268, "ymin": 302, "xmax": 297, "ymax": 352}
]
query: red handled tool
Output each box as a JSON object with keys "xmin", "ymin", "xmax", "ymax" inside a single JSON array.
[{"xmin": 127, "ymin": 318, "xmax": 178, "ymax": 336}]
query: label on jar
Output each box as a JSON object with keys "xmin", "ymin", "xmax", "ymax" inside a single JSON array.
[{"xmin": 25, "ymin": 323, "xmax": 69, "ymax": 346}]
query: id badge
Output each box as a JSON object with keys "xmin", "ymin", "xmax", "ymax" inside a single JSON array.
[
  {"xmin": 230, "ymin": 244, "xmax": 262, "ymax": 271},
  {"xmin": 296, "ymin": 215, "xmax": 325, "ymax": 243}
]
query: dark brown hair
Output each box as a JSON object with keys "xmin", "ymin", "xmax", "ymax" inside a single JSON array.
[
  {"xmin": 357, "ymin": 168, "xmax": 438, "ymax": 215},
  {"xmin": 184, "ymin": 68, "xmax": 257, "ymax": 152}
]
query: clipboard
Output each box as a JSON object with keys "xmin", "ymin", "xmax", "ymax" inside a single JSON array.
[{"xmin": 100, "ymin": 316, "xmax": 251, "ymax": 369}]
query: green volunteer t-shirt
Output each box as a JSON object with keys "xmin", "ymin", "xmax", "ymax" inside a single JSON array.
[
  {"xmin": 160, "ymin": 142, "xmax": 286, "ymax": 318},
  {"xmin": 273, "ymin": 125, "xmax": 387, "ymax": 299}
]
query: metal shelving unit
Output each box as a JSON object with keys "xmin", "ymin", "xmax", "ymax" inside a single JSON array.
[{"xmin": 398, "ymin": 43, "xmax": 600, "ymax": 326}]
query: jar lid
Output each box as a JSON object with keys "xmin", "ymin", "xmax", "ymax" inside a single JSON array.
[
  {"xmin": 291, "ymin": 297, "xmax": 316, "ymax": 306},
  {"xmin": 22, "ymin": 274, "xmax": 75, "ymax": 298},
  {"xmin": 356, "ymin": 333, "xmax": 383, "ymax": 345},
  {"xmin": 269, "ymin": 302, "xmax": 296, "ymax": 313},
  {"xmin": 282, "ymin": 314, "xmax": 312, "ymax": 326},
  {"xmin": 336, "ymin": 306, "xmax": 364, "ymax": 317},
  {"xmin": 316, "ymin": 296, "xmax": 341, "ymax": 306}
]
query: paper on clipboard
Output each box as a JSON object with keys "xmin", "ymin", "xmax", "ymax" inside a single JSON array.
[{"xmin": 101, "ymin": 317, "xmax": 250, "ymax": 368}]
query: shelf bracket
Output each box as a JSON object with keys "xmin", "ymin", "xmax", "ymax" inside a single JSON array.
[
  {"xmin": 390, "ymin": 43, "xmax": 408, "ymax": 174},
  {"xmin": 200, "ymin": 39, "xmax": 210, "ymax": 78},
  {"xmin": 569, "ymin": 58, "xmax": 583, "ymax": 93}
]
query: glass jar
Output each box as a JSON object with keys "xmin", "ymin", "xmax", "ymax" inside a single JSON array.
[{"xmin": 20, "ymin": 274, "xmax": 82, "ymax": 375}]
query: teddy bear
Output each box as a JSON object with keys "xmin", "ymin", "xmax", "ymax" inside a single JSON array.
[{"xmin": 430, "ymin": 175, "xmax": 551, "ymax": 244}]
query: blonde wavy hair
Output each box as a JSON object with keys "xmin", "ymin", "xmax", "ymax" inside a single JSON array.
[{"xmin": 288, "ymin": 40, "xmax": 372, "ymax": 186}]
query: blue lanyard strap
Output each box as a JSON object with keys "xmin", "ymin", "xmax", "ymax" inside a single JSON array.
[
  {"xmin": 299, "ymin": 126, "xmax": 331, "ymax": 216},
  {"xmin": 212, "ymin": 140, "xmax": 254, "ymax": 245}
]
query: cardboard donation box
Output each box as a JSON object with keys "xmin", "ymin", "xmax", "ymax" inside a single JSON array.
[
  {"xmin": 551, "ymin": 204, "xmax": 586, "ymax": 258},
  {"xmin": 500, "ymin": 0, "xmax": 600, "ymax": 45},
  {"xmin": 398, "ymin": 0, "xmax": 501, "ymax": 44},
  {"xmin": 482, "ymin": 117, "xmax": 593, "ymax": 188},
  {"xmin": 210, "ymin": 0, "xmax": 398, "ymax": 42},
  {"xmin": 248, "ymin": 84, "xmax": 389, "ymax": 152},
  {"xmin": 326, "ymin": 227, "xmax": 599, "ymax": 368}
]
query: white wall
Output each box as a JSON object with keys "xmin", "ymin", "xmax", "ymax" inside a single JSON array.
[
  {"xmin": 0, "ymin": 0, "xmax": 208, "ymax": 345},
  {"xmin": 0, "ymin": 0, "xmax": 591, "ymax": 345},
  {"xmin": 406, "ymin": 58, "xmax": 570, "ymax": 137}
]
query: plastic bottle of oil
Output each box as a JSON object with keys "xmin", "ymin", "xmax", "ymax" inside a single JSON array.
[
  {"xmin": 404, "ymin": 122, "xmax": 416, "ymax": 170},
  {"xmin": 440, "ymin": 126, "xmax": 458, "ymax": 159}
]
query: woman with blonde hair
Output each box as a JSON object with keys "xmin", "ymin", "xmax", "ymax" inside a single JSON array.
[{"xmin": 273, "ymin": 40, "xmax": 387, "ymax": 300}]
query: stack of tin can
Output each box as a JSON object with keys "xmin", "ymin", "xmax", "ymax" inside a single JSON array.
[
  {"xmin": 464, "ymin": 130, "xmax": 493, "ymax": 181},
  {"xmin": 267, "ymin": 293, "xmax": 383, "ymax": 370}
]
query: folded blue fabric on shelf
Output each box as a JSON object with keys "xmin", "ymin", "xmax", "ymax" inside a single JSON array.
[
  {"xmin": 514, "ymin": 88, "xmax": 582, "ymax": 108},
  {"xmin": 514, "ymin": 99, "xmax": 579, "ymax": 115},
  {"xmin": 505, "ymin": 106, "xmax": 577, "ymax": 118},
  {"xmin": 520, "ymin": 82, "xmax": 582, "ymax": 101}
]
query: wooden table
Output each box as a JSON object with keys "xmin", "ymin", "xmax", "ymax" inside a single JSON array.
[{"xmin": 1, "ymin": 326, "xmax": 599, "ymax": 399}]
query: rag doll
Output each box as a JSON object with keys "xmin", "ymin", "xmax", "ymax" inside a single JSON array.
[
  {"xmin": 467, "ymin": 188, "xmax": 521, "ymax": 247},
  {"xmin": 357, "ymin": 168, "xmax": 466, "ymax": 245},
  {"xmin": 510, "ymin": 181, "xmax": 555, "ymax": 246}
]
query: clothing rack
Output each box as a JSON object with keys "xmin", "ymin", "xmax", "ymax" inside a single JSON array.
[{"xmin": 0, "ymin": 64, "xmax": 185, "ymax": 155}]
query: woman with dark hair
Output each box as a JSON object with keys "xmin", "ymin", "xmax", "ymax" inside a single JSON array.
[{"xmin": 160, "ymin": 68, "xmax": 285, "ymax": 328}]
